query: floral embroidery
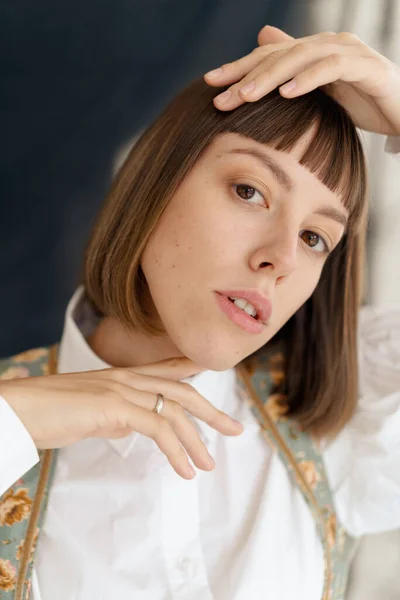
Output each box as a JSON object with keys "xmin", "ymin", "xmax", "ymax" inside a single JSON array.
[
  {"xmin": 12, "ymin": 348, "xmax": 48, "ymax": 363},
  {"xmin": 326, "ymin": 513, "xmax": 337, "ymax": 549},
  {"xmin": 0, "ymin": 488, "xmax": 33, "ymax": 527},
  {"xmin": 298, "ymin": 460, "xmax": 320, "ymax": 489},
  {"xmin": 24, "ymin": 578, "xmax": 32, "ymax": 600},
  {"xmin": 267, "ymin": 351, "xmax": 285, "ymax": 386},
  {"xmin": 40, "ymin": 361, "xmax": 49, "ymax": 375},
  {"xmin": 0, "ymin": 559, "xmax": 17, "ymax": 592},
  {"xmin": 0, "ymin": 366, "xmax": 30, "ymax": 380},
  {"xmin": 16, "ymin": 528, "xmax": 39, "ymax": 562},
  {"xmin": 266, "ymin": 393, "xmax": 288, "ymax": 421}
]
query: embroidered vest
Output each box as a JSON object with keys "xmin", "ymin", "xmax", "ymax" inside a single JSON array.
[{"xmin": 0, "ymin": 346, "xmax": 355, "ymax": 600}]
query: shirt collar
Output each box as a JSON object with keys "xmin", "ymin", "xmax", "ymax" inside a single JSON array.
[{"xmin": 58, "ymin": 287, "xmax": 237, "ymax": 457}]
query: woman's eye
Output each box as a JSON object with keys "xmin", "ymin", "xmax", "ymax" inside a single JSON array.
[
  {"xmin": 233, "ymin": 184, "xmax": 265, "ymax": 206},
  {"xmin": 300, "ymin": 230, "xmax": 329, "ymax": 254}
]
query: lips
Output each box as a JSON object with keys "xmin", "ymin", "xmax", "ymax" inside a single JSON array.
[{"xmin": 217, "ymin": 289, "xmax": 272, "ymax": 324}]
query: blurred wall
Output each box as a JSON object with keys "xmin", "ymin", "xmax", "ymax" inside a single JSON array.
[{"xmin": 308, "ymin": 0, "xmax": 400, "ymax": 305}]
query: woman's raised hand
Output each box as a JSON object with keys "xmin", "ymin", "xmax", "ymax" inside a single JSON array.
[
  {"xmin": 205, "ymin": 25, "xmax": 400, "ymax": 137},
  {"xmin": 0, "ymin": 358, "xmax": 243, "ymax": 479}
]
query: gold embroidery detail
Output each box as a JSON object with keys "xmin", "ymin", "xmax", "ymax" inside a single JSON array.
[
  {"xmin": 236, "ymin": 363, "xmax": 333, "ymax": 600},
  {"xmin": 0, "ymin": 367, "xmax": 30, "ymax": 380},
  {"xmin": 15, "ymin": 345, "xmax": 58, "ymax": 600},
  {"xmin": 0, "ymin": 489, "xmax": 32, "ymax": 526},
  {"xmin": 0, "ymin": 558, "xmax": 17, "ymax": 592},
  {"xmin": 299, "ymin": 460, "xmax": 320, "ymax": 490},
  {"xmin": 16, "ymin": 528, "xmax": 39, "ymax": 562},
  {"xmin": 12, "ymin": 349, "xmax": 48, "ymax": 363}
]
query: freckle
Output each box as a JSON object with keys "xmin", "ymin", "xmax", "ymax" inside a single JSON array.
[
  {"xmin": 175, "ymin": 242, "xmax": 180, "ymax": 247},
  {"xmin": 188, "ymin": 247, "xmax": 192, "ymax": 251},
  {"xmin": 172, "ymin": 264, "xmax": 176, "ymax": 268}
]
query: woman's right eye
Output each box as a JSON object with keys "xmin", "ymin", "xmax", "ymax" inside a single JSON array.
[{"xmin": 233, "ymin": 184, "xmax": 265, "ymax": 206}]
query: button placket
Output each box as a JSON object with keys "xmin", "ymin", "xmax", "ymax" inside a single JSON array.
[{"xmin": 160, "ymin": 467, "xmax": 212, "ymax": 599}]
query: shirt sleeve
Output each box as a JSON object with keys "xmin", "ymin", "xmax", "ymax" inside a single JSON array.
[
  {"xmin": 323, "ymin": 305, "xmax": 400, "ymax": 537},
  {"xmin": 0, "ymin": 395, "xmax": 39, "ymax": 496}
]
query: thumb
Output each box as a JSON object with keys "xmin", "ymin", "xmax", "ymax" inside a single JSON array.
[{"xmin": 257, "ymin": 25, "xmax": 294, "ymax": 47}]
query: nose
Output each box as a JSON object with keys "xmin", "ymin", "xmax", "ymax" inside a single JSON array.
[{"xmin": 249, "ymin": 228, "xmax": 298, "ymax": 284}]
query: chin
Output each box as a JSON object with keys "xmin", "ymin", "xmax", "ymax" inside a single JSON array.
[{"xmin": 175, "ymin": 334, "xmax": 247, "ymax": 372}]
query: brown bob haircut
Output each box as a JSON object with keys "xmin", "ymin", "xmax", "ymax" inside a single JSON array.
[{"xmin": 85, "ymin": 79, "xmax": 368, "ymax": 439}]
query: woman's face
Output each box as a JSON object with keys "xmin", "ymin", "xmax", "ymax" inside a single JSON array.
[{"xmin": 141, "ymin": 132, "xmax": 348, "ymax": 370}]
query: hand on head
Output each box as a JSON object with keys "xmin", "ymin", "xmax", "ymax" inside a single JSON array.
[{"xmin": 205, "ymin": 25, "xmax": 400, "ymax": 136}]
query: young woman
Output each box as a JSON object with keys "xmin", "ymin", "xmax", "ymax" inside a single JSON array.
[{"xmin": 0, "ymin": 28, "xmax": 400, "ymax": 600}]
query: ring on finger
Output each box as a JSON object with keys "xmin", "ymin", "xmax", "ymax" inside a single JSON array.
[{"xmin": 153, "ymin": 393, "xmax": 165, "ymax": 415}]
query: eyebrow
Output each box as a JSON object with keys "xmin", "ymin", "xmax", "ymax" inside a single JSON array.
[
  {"xmin": 228, "ymin": 147, "xmax": 294, "ymax": 192},
  {"xmin": 227, "ymin": 147, "xmax": 348, "ymax": 228},
  {"xmin": 313, "ymin": 206, "xmax": 348, "ymax": 228}
]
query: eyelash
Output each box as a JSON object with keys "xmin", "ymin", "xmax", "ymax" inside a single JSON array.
[{"xmin": 232, "ymin": 183, "xmax": 331, "ymax": 255}]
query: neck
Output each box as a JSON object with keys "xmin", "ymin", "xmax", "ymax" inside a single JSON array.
[{"xmin": 87, "ymin": 316, "xmax": 184, "ymax": 367}]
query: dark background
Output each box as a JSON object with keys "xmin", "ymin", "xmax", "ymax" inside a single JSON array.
[{"xmin": 0, "ymin": 0, "xmax": 299, "ymax": 357}]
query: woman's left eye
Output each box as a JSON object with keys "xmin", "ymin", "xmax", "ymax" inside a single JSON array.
[
  {"xmin": 233, "ymin": 183, "xmax": 265, "ymax": 206},
  {"xmin": 300, "ymin": 230, "xmax": 329, "ymax": 254}
]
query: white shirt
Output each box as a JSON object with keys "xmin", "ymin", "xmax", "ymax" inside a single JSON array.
[{"xmin": 1, "ymin": 139, "xmax": 400, "ymax": 600}]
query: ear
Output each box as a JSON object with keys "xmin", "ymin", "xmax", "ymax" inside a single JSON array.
[{"xmin": 257, "ymin": 25, "xmax": 294, "ymax": 47}]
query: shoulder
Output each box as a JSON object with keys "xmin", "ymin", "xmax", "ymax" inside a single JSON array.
[
  {"xmin": 0, "ymin": 348, "xmax": 51, "ymax": 379},
  {"xmin": 322, "ymin": 305, "xmax": 400, "ymax": 536}
]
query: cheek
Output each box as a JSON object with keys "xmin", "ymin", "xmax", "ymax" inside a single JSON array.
[{"xmin": 275, "ymin": 263, "xmax": 323, "ymax": 323}]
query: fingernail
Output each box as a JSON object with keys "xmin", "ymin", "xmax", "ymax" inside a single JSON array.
[
  {"xmin": 205, "ymin": 67, "xmax": 223, "ymax": 80},
  {"xmin": 231, "ymin": 419, "xmax": 243, "ymax": 431},
  {"xmin": 280, "ymin": 80, "xmax": 296, "ymax": 95},
  {"xmin": 240, "ymin": 81, "xmax": 256, "ymax": 95},
  {"xmin": 207, "ymin": 452, "xmax": 215, "ymax": 468},
  {"xmin": 187, "ymin": 463, "xmax": 196, "ymax": 478},
  {"xmin": 215, "ymin": 90, "xmax": 231, "ymax": 106}
]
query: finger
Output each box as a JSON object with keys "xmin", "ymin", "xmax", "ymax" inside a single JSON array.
[
  {"xmin": 164, "ymin": 400, "xmax": 215, "ymax": 470},
  {"xmin": 113, "ymin": 400, "xmax": 196, "ymax": 479},
  {"xmin": 258, "ymin": 27, "xmax": 337, "ymax": 46},
  {"xmin": 205, "ymin": 31, "xmax": 337, "ymax": 87},
  {"xmin": 113, "ymin": 385, "xmax": 214, "ymax": 470},
  {"xmin": 278, "ymin": 54, "xmax": 372, "ymax": 98},
  {"xmin": 129, "ymin": 357, "xmax": 204, "ymax": 381},
  {"xmin": 204, "ymin": 48, "xmax": 269, "ymax": 88},
  {"xmin": 213, "ymin": 50, "xmax": 287, "ymax": 110},
  {"xmin": 153, "ymin": 416, "xmax": 197, "ymax": 479},
  {"xmin": 237, "ymin": 42, "xmax": 364, "ymax": 103},
  {"xmin": 109, "ymin": 373, "xmax": 243, "ymax": 435},
  {"xmin": 257, "ymin": 25, "xmax": 294, "ymax": 46}
]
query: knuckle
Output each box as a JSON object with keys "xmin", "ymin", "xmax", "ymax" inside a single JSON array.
[
  {"xmin": 110, "ymin": 368, "xmax": 134, "ymax": 384},
  {"xmin": 154, "ymin": 416, "xmax": 173, "ymax": 439},
  {"xmin": 162, "ymin": 357, "xmax": 181, "ymax": 369},
  {"xmin": 337, "ymin": 31, "xmax": 359, "ymax": 43},
  {"xmin": 252, "ymin": 45, "xmax": 269, "ymax": 57},
  {"xmin": 154, "ymin": 416, "xmax": 174, "ymax": 441},
  {"xmin": 180, "ymin": 381, "xmax": 194, "ymax": 393},
  {"xmin": 294, "ymin": 41, "xmax": 312, "ymax": 54},
  {"xmin": 329, "ymin": 53, "xmax": 344, "ymax": 67},
  {"xmin": 168, "ymin": 400, "xmax": 185, "ymax": 419},
  {"xmin": 99, "ymin": 388, "xmax": 121, "ymax": 408}
]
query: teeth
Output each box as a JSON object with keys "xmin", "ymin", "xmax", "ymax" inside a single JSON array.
[{"xmin": 231, "ymin": 297, "xmax": 258, "ymax": 318}]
